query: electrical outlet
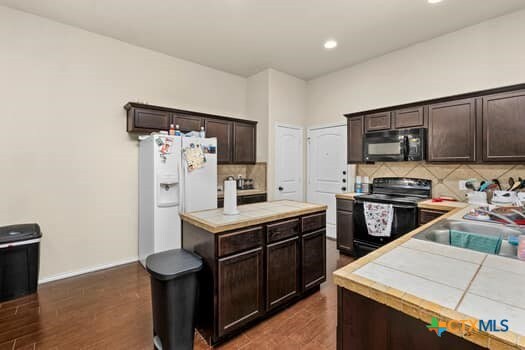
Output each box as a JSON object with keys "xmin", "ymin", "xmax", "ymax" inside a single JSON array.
[{"xmin": 458, "ymin": 180, "xmax": 468, "ymax": 191}]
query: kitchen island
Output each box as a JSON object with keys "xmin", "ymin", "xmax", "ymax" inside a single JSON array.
[
  {"xmin": 334, "ymin": 201, "xmax": 525, "ymax": 350},
  {"xmin": 180, "ymin": 200, "xmax": 327, "ymax": 346}
]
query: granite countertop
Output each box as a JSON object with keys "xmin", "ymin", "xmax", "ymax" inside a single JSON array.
[
  {"xmin": 180, "ymin": 200, "xmax": 327, "ymax": 233},
  {"xmin": 217, "ymin": 189, "xmax": 267, "ymax": 198},
  {"xmin": 333, "ymin": 203, "xmax": 525, "ymax": 349}
]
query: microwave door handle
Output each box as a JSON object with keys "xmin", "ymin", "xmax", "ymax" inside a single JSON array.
[{"xmin": 403, "ymin": 136, "xmax": 410, "ymax": 160}]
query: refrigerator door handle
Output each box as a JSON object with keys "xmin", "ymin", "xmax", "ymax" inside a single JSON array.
[{"xmin": 179, "ymin": 156, "xmax": 185, "ymax": 213}]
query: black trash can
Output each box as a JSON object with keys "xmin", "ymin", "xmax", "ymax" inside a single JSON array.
[
  {"xmin": 0, "ymin": 223, "xmax": 42, "ymax": 302},
  {"xmin": 146, "ymin": 249, "xmax": 203, "ymax": 350}
]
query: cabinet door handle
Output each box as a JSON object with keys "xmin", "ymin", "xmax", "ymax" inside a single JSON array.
[
  {"xmin": 342, "ymin": 179, "xmax": 346, "ymax": 183},
  {"xmin": 342, "ymin": 187, "xmax": 347, "ymax": 191},
  {"xmin": 278, "ymin": 186, "xmax": 284, "ymax": 191},
  {"xmin": 342, "ymin": 171, "xmax": 347, "ymax": 175}
]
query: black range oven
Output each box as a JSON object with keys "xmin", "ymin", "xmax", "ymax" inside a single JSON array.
[{"xmin": 353, "ymin": 177, "xmax": 432, "ymax": 257}]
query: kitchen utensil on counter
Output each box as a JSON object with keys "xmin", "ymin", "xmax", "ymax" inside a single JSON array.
[
  {"xmin": 432, "ymin": 196, "xmax": 457, "ymax": 202},
  {"xmin": 508, "ymin": 177, "xmax": 515, "ymax": 191},
  {"xmin": 465, "ymin": 181, "xmax": 476, "ymax": 191},
  {"xmin": 518, "ymin": 178, "xmax": 525, "ymax": 191},
  {"xmin": 236, "ymin": 175, "xmax": 245, "ymax": 190},
  {"xmin": 510, "ymin": 182, "xmax": 521, "ymax": 191},
  {"xmin": 478, "ymin": 181, "xmax": 489, "ymax": 192},
  {"xmin": 492, "ymin": 179, "xmax": 502, "ymax": 190}
]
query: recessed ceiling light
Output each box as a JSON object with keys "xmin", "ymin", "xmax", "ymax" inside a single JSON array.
[
  {"xmin": 324, "ymin": 40, "xmax": 338, "ymax": 50},
  {"xmin": 428, "ymin": 0, "xmax": 443, "ymax": 4}
]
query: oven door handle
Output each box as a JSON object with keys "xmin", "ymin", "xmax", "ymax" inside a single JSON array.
[{"xmin": 356, "ymin": 200, "xmax": 416, "ymax": 210}]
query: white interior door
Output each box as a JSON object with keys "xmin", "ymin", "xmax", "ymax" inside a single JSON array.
[
  {"xmin": 275, "ymin": 124, "xmax": 304, "ymax": 201},
  {"xmin": 307, "ymin": 124, "xmax": 347, "ymax": 238}
]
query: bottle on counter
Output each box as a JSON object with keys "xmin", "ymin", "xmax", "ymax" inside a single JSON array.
[
  {"xmin": 518, "ymin": 235, "xmax": 525, "ymax": 261},
  {"xmin": 362, "ymin": 176, "xmax": 370, "ymax": 193},
  {"xmin": 199, "ymin": 126, "xmax": 206, "ymax": 138},
  {"xmin": 355, "ymin": 176, "xmax": 362, "ymax": 193},
  {"xmin": 174, "ymin": 124, "xmax": 181, "ymax": 136},
  {"xmin": 169, "ymin": 124, "xmax": 175, "ymax": 136}
]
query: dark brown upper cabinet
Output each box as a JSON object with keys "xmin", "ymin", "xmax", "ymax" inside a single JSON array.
[
  {"xmin": 483, "ymin": 90, "xmax": 525, "ymax": 162},
  {"xmin": 347, "ymin": 116, "xmax": 364, "ymax": 163},
  {"xmin": 205, "ymin": 119, "xmax": 233, "ymax": 164},
  {"xmin": 172, "ymin": 113, "xmax": 203, "ymax": 133},
  {"xmin": 428, "ymin": 98, "xmax": 477, "ymax": 162},
  {"xmin": 125, "ymin": 102, "xmax": 257, "ymax": 164},
  {"xmin": 364, "ymin": 112, "xmax": 392, "ymax": 132},
  {"xmin": 233, "ymin": 122, "xmax": 256, "ymax": 164},
  {"xmin": 127, "ymin": 107, "xmax": 171, "ymax": 133},
  {"xmin": 393, "ymin": 106, "xmax": 426, "ymax": 129}
]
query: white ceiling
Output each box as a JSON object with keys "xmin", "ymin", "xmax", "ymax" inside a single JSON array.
[{"xmin": 2, "ymin": 0, "xmax": 525, "ymax": 79}]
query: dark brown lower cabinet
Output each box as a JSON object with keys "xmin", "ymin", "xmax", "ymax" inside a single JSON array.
[
  {"xmin": 418, "ymin": 208, "xmax": 448, "ymax": 226},
  {"xmin": 239, "ymin": 193, "xmax": 267, "ymax": 205},
  {"xmin": 218, "ymin": 247, "xmax": 264, "ymax": 337},
  {"xmin": 301, "ymin": 229, "xmax": 326, "ymax": 291},
  {"xmin": 337, "ymin": 288, "xmax": 484, "ymax": 350},
  {"xmin": 336, "ymin": 199, "xmax": 355, "ymax": 256},
  {"xmin": 266, "ymin": 236, "xmax": 300, "ymax": 311},
  {"xmin": 182, "ymin": 209, "xmax": 326, "ymax": 346},
  {"xmin": 217, "ymin": 193, "xmax": 267, "ymax": 208}
]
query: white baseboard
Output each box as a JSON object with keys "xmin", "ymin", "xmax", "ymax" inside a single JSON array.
[{"xmin": 38, "ymin": 256, "xmax": 139, "ymax": 284}]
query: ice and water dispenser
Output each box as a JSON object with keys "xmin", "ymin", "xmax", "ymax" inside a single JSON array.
[{"xmin": 156, "ymin": 144, "xmax": 180, "ymax": 208}]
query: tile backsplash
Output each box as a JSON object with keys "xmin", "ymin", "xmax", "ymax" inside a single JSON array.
[
  {"xmin": 357, "ymin": 162, "xmax": 525, "ymax": 201},
  {"xmin": 217, "ymin": 163, "xmax": 267, "ymax": 191}
]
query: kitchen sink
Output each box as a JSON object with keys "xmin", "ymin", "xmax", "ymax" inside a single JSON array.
[{"xmin": 413, "ymin": 220, "xmax": 520, "ymax": 259}]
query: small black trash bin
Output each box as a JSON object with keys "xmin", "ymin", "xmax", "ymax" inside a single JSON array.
[
  {"xmin": 0, "ymin": 223, "xmax": 42, "ymax": 302},
  {"xmin": 146, "ymin": 249, "xmax": 203, "ymax": 350}
]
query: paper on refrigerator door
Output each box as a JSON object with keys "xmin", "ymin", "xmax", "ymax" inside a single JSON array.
[{"xmin": 183, "ymin": 143, "xmax": 206, "ymax": 171}]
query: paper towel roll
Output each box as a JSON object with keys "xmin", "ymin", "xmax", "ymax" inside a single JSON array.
[{"xmin": 223, "ymin": 180, "xmax": 240, "ymax": 215}]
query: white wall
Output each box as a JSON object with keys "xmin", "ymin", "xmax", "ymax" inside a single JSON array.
[
  {"xmin": 306, "ymin": 9, "xmax": 525, "ymax": 126},
  {"xmin": 246, "ymin": 71, "xmax": 270, "ymax": 162},
  {"xmin": 246, "ymin": 69, "xmax": 307, "ymax": 200},
  {"xmin": 0, "ymin": 6, "xmax": 247, "ymax": 281}
]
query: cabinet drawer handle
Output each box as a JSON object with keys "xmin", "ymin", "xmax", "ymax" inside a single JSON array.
[{"xmin": 267, "ymin": 235, "xmax": 298, "ymax": 247}]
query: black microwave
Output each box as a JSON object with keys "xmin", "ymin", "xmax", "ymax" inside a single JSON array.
[{"xmin": 363, "ymin": 128, "xmax": 426, "ymax": 162}]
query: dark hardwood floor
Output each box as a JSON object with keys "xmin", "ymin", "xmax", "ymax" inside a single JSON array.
[{"xmin": 0, "ymin": 239, "xmax": 353, "ymax": 349}]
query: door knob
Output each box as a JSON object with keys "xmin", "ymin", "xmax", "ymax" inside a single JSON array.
[{"xmin": 278, "ymin": 186, "xmax": 284, "ymax": 191}]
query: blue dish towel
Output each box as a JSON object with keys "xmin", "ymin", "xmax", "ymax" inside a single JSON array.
[{"xmin": 450, "ymin": 230, "xmax": 502, "ymax": 254}]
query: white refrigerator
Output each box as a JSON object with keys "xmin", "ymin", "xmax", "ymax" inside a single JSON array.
[{"xmin": 138, "ymin": 134, "xmax": 217, "ymax": 266}]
